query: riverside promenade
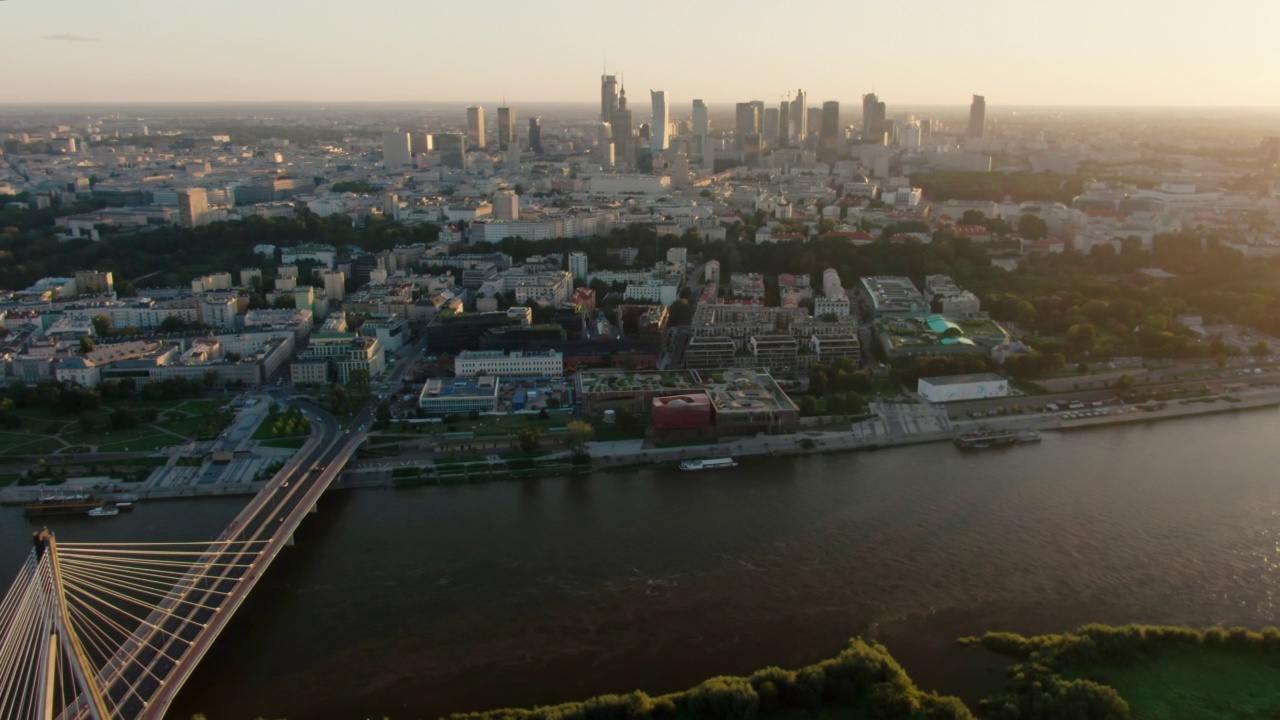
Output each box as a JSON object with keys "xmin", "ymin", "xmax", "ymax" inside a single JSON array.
[{"xmin": 584, "ymin": 388, "xmax": 1280, "ymax": 468}]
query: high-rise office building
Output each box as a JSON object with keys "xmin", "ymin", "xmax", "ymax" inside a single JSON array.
[
  {"xmin": 177, "ymin": 188, "xmax": 209, "ymax": 228},
  {"xmin": 650, "ymin": 90, "xmax": 669, "ymax": 152},
  {"xmin": 790, "ymin": 88, "xmax": 807, "ymax": 141},
  {"xmin": 862, "ymin": 93, "xmax": 887, "ymax": 140},
  {"xmin": 409, "ymin": 132, "xmax": 432, "ymax": 155},
  {"xmin": 692, "ymin": 99, "xmax": 709, "ymax": 139},
  {"xmin": 750, "ymin": 100, "xmax": 765, "ymax": 131},
  {"xmin": 778, "ymin": 101, "xmax": 791, "ymax": 147},
  {"xmin": 819, "ymin": 101, "xmax": 840, "ymax": 164},
  {"xmin": 437, "ymin": 132, "xmax": 467, "ymax": 169},
  {"xmin": 596, "ymin": 122, "xmax": 614, "ymax": 167},
  {"xmin": 381, "ymin": 131, "xmax": 412, "ymax": 167},
  {"xmin": 806, "ymin": 107, "xmax": 822, "ymax": 146},
  {"xmin": 611, "ymin": 86, "xmax": 634, "ymax": 168},
  {"xmin": 466, "ymin": 106, "xmax": 486, "ymax": 149},
  {"xmin": 967, "ymin": 95, "xmax": 986, "ymax": 139},
  {"xmin": 763, "ymin": 108, "xmax": 780, "ymax": 148},
  {"xmin": 494, "ymin": 190, "xmax": 519, "ymax": 220},
  {"xmin": 735, "ymin": 102, "xmax": 759, "ymax": 143},
  {"xmin": 497, "ymin": 105, "xmax": 516, "ymax": 150},
  {"xmin": 601, "ymin": 73, "xmax": 619, "ymax": 122},
  {"xmin": 528, "ymin": 117, "xmax": 543, "ymax": 155}
]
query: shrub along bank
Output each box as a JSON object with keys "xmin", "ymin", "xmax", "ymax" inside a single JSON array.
[{"xmin": 448, "ymin": 637, "xmax": 972, "ymax": 720}]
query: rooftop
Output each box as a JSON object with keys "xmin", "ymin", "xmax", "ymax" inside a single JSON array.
[
  {"xmin": 920, "ymin": 372, "xmax": 1007, "ymax": 386},
  {"xmin": 577, "ymin": 368, "xmax": 797, "ymax": 414}
]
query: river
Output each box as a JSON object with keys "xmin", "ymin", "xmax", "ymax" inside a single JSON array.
[{"xmin": 4, "ymin": 409, "xmax": 1280, "ymax": 719}]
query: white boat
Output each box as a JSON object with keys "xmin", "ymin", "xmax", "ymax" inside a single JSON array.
[
  {"xmin": 679, "ymin": 458, "xmax": 738, "ymax": 471},
  {"xmin": 86, "ymin": 505, "xmax": 120, "ymax": 517}
]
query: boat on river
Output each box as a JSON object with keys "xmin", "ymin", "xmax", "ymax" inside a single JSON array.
[
  {"xmin": 23, "ymin": 492, "xmax": 100, "ymax": 517},
  {"xmin": 680, "ymin": 458, "xmax": 738, "ymax": 471},
  {"xmin": 954, "ymin": 429, "xmax": 1041, "ymax": 450},
  {"xmin": 87, "ymin": 505, "xmax": 120, "ymax": 518}
]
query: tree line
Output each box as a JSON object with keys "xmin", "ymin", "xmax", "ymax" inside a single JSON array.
[{"xmin": 447, "ymin": 637, "xmax": 973, "ymax": 720}]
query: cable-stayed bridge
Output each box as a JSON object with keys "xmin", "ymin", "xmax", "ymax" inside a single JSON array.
[{"xmin": 0, "ymin": 404, "xmax": 365, "ymax": 720}]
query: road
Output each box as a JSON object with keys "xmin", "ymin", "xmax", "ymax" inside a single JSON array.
[{"xmin": 66, "ymin": 399, "xmax": 372, "ymax": 720}]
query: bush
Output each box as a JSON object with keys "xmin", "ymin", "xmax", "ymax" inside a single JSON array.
[{"xmin": 683, "ymin": 677, "xmax": 758, "ymax": 720}]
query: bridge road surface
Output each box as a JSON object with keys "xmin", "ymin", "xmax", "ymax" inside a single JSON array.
[{"xmin": 79, "ymin": 401, "xmax": 373, "ymax": 720}]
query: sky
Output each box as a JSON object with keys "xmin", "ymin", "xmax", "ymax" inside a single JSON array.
[{"xmin": 2, "ymin": 0, "xmax": 1278, "ymax": 107}]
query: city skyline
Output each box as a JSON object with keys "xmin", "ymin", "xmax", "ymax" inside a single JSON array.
[{"xmin": 2, "ymin": 0, "xmax": 1279, "ymax": 106}]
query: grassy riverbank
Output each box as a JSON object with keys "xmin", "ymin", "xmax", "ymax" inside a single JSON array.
[{"xmin": 970, "ymin": 624, "xmax": 1280, "ymax": 719}]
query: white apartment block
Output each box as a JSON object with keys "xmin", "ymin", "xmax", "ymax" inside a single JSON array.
[{"xmin": 454, "ymin": 350, "xmax": 563, "ymax": 379}]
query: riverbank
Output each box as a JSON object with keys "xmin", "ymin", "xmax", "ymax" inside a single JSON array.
[
  {"xmin": 438, "ymin": 624, "xmax": 1280, "ymax": 720},
  {"xmin": 6, "ymin": 388, "xmax": 1276, "ymax": 501}
]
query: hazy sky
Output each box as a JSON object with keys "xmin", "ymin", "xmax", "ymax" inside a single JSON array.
[{"xmin": 3, "ymin": 0, "xmax": 1278, "ymax": 106}]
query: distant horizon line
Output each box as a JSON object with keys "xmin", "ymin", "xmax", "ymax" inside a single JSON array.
[{"xmin": 2, "ymin": 100, "xmax": 1279, "ymax": 111}]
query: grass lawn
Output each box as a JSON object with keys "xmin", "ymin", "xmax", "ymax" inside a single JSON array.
[
  {"xmin": 96, "ymin": 434, "xmax": 186, "ymax": 453},
  {"xmin": 1066, "ymin": 650, "xmax": 1280, "ymax": 720},
  {"xmin": 260, "ymin": 437, "xmax": 307, "ymax": 449},
  {"xmin": 0, "ymin": 436, "xmax": 68, "ymax": 457},
  {"xmin": 442, "ymin": 414, "xmax": 571, "ymax": 437},
  {"xmin": 0, "ymin": 397, "xmax": 230, "ymax": 456}
]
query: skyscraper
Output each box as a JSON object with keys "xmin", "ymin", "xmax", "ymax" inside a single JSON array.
[
  {"xmin": 735, "ymin": 102, "xmax": 758, "ymax": 143},
  {"xmin": 597, "ymin": 122, "xmax": 614, "ymax": 167},
  {"xmin": 763, "ymin": 108, "xmax": 780, "ymax": 148},
  {"xmin": 497, "ymin": 105, "xmax": 516, "ymax": 150},
  {"xmin": 692, "ymin": 100, "xmax": 708, "ymax": 136},
  {"xmin": 177, "ymin": 188, "xmax": 209, "ymax": 228},
  {"xmin": 528, "ymin": 117, "xmax": 543, "ymax": 155},
  {"xmin": 466, "ymin": 106, "xmax": 485, "ymax": 149},
  {"xmin": 968, "ymin": 95, "xmax": 986, "ymax": 139},
  {"xmin": 650, "ymin": 90, "xmax": 669, "ymax": 152},
  {"xmin": 381, "ymin": 131, "xmax": 412, "ymax": 167},
  {"xmin": 601, "ymin": 73, "xmax": 618, "ymax": 122},
  {"xmin": 437, "ymin": 132, "xmax": 467, "ymax": 169},
  {"xmin": 612, "ymin": 86, "xmax": 634, "ymax": 169},
  {"xmin": 789, "ymin": 88, "xmax": 807, "ymax": 141},
  {"xmin": 862, "ymin": 93, "xmax": 886, "ymax": 140},
  {"xmin": 819, "ymin": 101, "xmax": 840, "ymax": 164},
  {"xmin": 778, "ymin": 101, "xmax": 790, "ymax": 147}
]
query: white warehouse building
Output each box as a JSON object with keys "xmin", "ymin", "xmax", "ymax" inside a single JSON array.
[
  {"xmin": 455, "ymin": 350, "xmax": 564, "ymax": 378},
  {"xmin": 917, "ymin": 373, "xmax": 1009, "ymax": 403}
]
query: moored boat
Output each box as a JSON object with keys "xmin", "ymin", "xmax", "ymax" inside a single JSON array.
[
  {"xmin": 86, "ymin": 505, "xmax": 120, "ymax": 517},
  {"xmin": 679, "ymin": 458, "xmax": 738, "ymax": 471},
  {"xmin": 24, "ymin": 492, "xmax": 100, "ymax": 517}
]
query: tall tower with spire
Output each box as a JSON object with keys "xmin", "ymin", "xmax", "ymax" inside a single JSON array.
[
  {"xmin": 611, "ymin": 83, "xmax": 634, "ymax": 169},
  {"xmin": 601, "ymin": 69, "xmax": 619, "ymax": 123}
]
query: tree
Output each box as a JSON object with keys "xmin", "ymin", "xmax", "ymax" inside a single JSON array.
[
  {"xmin": 1066, "ymin": 323, "xmax": 1097, "ymax": 356},
  {"xmin": 1251, "ymin": 340, "xmax": 1271, "ymax": 357},
  {"xmin": 375, "ymin": 401, "xmax": 392, "ymax": 426},
  {"xmin": 798, "ymin": 395, "xmax": 819, "ymax": 416},
  {"xmin": 348, "ymin": 369, "xmax": 371, "ymax": 389},
  {"xmin": 79, "ymin": 336, "xmax": 96, "ymax": 354},
  {"xmin": 78, "ymin": 414, "xmax": 97, "ymax": 433},
  {"xmin": 1115, "ymin": 374, "xmax": 1136, "ymax": 392},
  {"xmin": 517, "ymin": 427, "xmax": 541, "ymax": 454},
  {"xmin": 91, "ymin": 315, "xmax": 112, "ymax": 337},
  {"xmin": 565, "ymin": 420, "xmax": 594, "ymax": 455},
  {"xmin": 1016, "ymin": 214, "xmax": 1049, "ymax": 240}
]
